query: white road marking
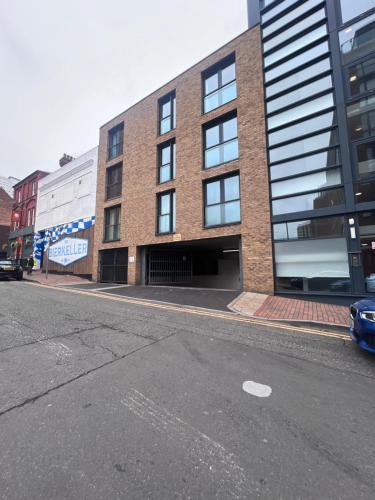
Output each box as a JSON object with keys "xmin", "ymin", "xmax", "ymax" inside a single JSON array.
[
  {"xmin": 121, "ymin": 388, "xmax": 252, "ymax": 498},
  {"xmin": 242, "ymin": 381, "xmax": 272, "ymax": 398}
]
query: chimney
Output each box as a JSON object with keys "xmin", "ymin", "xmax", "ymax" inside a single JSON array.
[{"xmin": 59, "ymin": 154, "xmax": 74, "ymax": 167}]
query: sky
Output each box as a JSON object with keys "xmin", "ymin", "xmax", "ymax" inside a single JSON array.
[{"xmin": 0, "ymin": 0, "xmax": 248, "ymax": 180}]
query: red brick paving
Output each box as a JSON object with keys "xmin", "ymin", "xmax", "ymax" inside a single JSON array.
[
  {"xmin": 254, "ymin": 295, "xmax": 349, "ymax": 327},
  {"xmin": 24, "ymin": 270, "xmax": 91, "ymax": 287}
]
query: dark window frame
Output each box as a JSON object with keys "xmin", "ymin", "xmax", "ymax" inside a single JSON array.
[
  {"xmin": 202, "ymin": 53, "xmax": 236, "ymax": 114},
  {"xmin": 156, "ymin": 189, "xmax": 175, "ymax": 235},
  {"xmin": 203, "ymin": 171, "xmax": 241, "ymax": 228},
  {"xmin": 105, "ymin": 163, "xmax": 123, "ymax": 201},
  {"xmin": 107, "ymin": 123, "xmax": 124, "ymax": 161},
  {"xmin": 203, "ymin": 111, "xmax": 239, "ymax": 169},
  {"xmin": 157, "ymin": 139, "xmax": 176, "ymax": 184},
  {"xmin": 103, "ymin": 205, "xmax": 121, "ymax": 242},
  {"xmin": 350, "ymin": 135, "xmax": 375, "ymax": 181},
  {"xmin": 158, "ymin": 91, "xmax": 176, "ymax": 136},
  {"xmin": 343, "ymin": 53, "xmax": 375, "ymax": 102}
]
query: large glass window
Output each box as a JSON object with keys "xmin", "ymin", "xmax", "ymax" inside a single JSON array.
[
  {"xmin": 265, "ymin": 42, "xmax": 330, "ymax": 82},
  {"xmin": 104, "ymin": 206, "xmax": 121, "ymax": 241},
  {"xmin": 267, "ymin": 75, "xmax": 332, "ymax": 114},
  {"xmin": 205, "ymin": 174, "xmax": 241, "ymax": 227},
  {"xmin": 339, "ymin": 13, "xmax": 375, "ymax": 66},
  {"xmin": 266, "ymin": 58, "xmax": 331, "ymax": 98},
  {"xmin": 159, "ymin": 92, "xmax": 176, "ymax": 135},
  {"xmin": 273, "ymin": 216, "xmax": 346, "ymax": 241},
  {"xmin": 358, "ymin": 211, "xmax": 375, "ymax": 292},
  {"xmin": 272, "ymin": 188, "xmax": 345, "ymax": 215},
  {"xmin": 158, "ymin": 140, "xmax": 176, "ymax": 183},
  {"xmin": 347, "ymin": 56, "xmax": 375, "ymax": 98},
  {"xmin": 262, "ymin": 0, "xmax": 324, "ymax": 38},
  {"xmin": 270, "ymin": 148, "xmax": 340, "ymax": 180},
  {"xmin": 271, "ymin": 168, "xmax": 342, "ymax": 198},
  {"xmin": 264, "ymin": 9, "xmax": 326, "ymax": 53},
  {"xmin": 269, "ymin": 130, "xmax": 338, "ymax": 163},
  {"xmin": 157, "ymin": 190, "xmax": 176, "ymax": 234},
  {"xmin": 264, "ymin": 24, "xmax": 327, "ymax": 68},
  {"xmin": 106, "ymin": 163, "xmax": 122, "ymax": 200},
  {"xmin": 203, "ymin": 56, "xmax": 236, "ymax": 113},
  {"xmin": 268, "ymin": 111, "xmax": 336, "ymax": 146},
  {"xmin": 354, "ymin": 139, "xmax": 375, "ymax": 178},
  {"xmin": 274, "ymin": 238, "xmax": 350, "ymax": 292},
  {"xmin": 204, "ymin": 115, "xmax": 238, "ymax": 168},
  {"xmin": 268, "ymin": 93, "xmax": 334, "ymax": 130},
  {"xmin": 340, "ymin": 0, "xmax": 375, "ymax": 23},
  {"xmin": 107, "ymin": 123, "xmax": 124, "ymax": 161},
  {"xmin": 262, "ymin": 0, "xmax": 299, "ymax": 24},
  {"xmin": 355, "ymin": 179, "xmax": 375, "ymax": 203},
  {"xmin": 347, "ymin": 95, "xmax": 375, "ymax": 140}
]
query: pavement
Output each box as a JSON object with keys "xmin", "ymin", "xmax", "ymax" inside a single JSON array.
[
  {"xmin": 0, "ymin": 280, "xmax": 374, "ymax": 500},
  {"xmin": 24, "ymin": 272, "xmax": 351, "ymax": 326}
]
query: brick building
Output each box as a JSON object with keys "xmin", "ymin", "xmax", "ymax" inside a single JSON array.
[
  {"xmin": 0, "ymin": 176, "xmax": 18, "ymax": 259},
  {"xmin": 93, "ymin": 27, "xmax": 274, "ymax": 293},
  {"xmin": 9, "ymin": 171, "xmax": 49, "ymax": 261}
]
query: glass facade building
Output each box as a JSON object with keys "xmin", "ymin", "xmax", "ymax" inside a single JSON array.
[{"xmin": 250, "ymin": 0, "xmax": 375, "ymax": 294}]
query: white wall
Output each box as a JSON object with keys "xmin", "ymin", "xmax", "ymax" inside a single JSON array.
[{"xmin": 35, "ymin": 147, "xmax": 98, "ymax": 232}]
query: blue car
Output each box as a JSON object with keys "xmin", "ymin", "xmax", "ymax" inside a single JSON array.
[{"xmin": 350, "ymin": 299, "xmax": 375, "ymax": 353}]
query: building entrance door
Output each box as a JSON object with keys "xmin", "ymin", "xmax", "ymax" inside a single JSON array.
[{"xmin": 358, "ymin": 211, "xmax": 375, "ymax": 292}]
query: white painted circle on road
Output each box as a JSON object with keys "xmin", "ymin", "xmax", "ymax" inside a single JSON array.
[{"xmin": 242, "ymin": 381, "xmax": 272, "ymax": 398}]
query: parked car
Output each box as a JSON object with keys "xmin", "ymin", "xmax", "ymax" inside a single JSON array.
[
  {"xmin": 0, "ymin": 260, "xmax": 23, "ymax": 281},
  {"xmin": 349, "ymin": 299, "xmax": 375, "ymax": 353}
]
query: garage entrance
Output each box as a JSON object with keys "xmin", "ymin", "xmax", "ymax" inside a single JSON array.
[
  {"xmin": 100, "ymin": 248, "xmax": 128, "ymax": 283},
  {"xmin": 146, "ymin": 235, "xmax": 241, "ymax": 289}
]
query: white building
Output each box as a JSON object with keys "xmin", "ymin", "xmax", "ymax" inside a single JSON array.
[{"xmin": 34, "ymin": 146, "xmax": 98, "ymax": 276}]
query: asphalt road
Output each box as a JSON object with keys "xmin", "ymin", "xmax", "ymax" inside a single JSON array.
[{"xmin": 0, "ymin": 281, "xmax": 374, "ymax": 500}]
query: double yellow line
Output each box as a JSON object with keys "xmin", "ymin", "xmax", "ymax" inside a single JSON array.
[{"xmin": 25, "ymin": 282, "xmax": 349, "ymax": 341}]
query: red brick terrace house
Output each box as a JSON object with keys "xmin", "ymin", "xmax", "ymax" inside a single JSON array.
[
  {"xmin": 8, "ymin": 171, "xmax": 49, "ymax": 260},
  {"xmin": 0, "ymin": 176, "xmax": 18, "ymax": 259}
]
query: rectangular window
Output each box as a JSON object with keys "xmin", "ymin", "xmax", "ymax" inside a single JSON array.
[
  {"xmin": 104, "ymin": 206, "xmax": 121, "ymax": 241},
  {"xmin": 159, "ymin": 91, "xmax": 176, "ymax": 135},
  {"xmin": 354, "ymin": 138, "xmax": 375, "ymax": 178},
  {"xmin": 262, "ymin": 0, "xmax": 324, "ymax": 38},
  {"xmin": 204, "ymin": 173, "xmax": 241, "ymax": 227},
  {"xmin": 270, "ymin": 148, "xmax": 340, "ymax": 180},
  {"xmin": 268, "ymin": 93, "xmax": 334, "ymax": 130},
  {"xmin": 274, "ymin": 238, "xmax": 350, "ymax": 292},
  {"xmin": 203, "ymin": 55, "xmax": 236, "ymax": 113},
  {"xmin": 272, "ymin": 187, "xmax": 344, "ymax": 215},
  {"xmin": 347, "ymin": 95, "xmax": 375, "ymax": 140},
  {"xmin": 347, "ymin": 56, "xmax": 375, "ymax": 99},
  {"xmin": 262, "ymin": 0, "xmax": 300, "ymax": 24},
  {"xmin": 271, "ymin": 168, "xmax": 342, "ymax": 198},
  {"xmin": 268, "ymin": 111, "xmax": 336, "ymax": 146},
  {"xmin": 340, "ymin": 0, "xmax": 375, "ymax": 23},
  {"xmin": 269, "ymin": 130, "xmax": 338, "ymax": 163},
  {"xmin": 273, "ymin": 216, "xmax": 346, "ymax": 241},
  {"xmin": 266, "ymin": 58, "xmax": 331, "ymax": 99},
  {"xmin": 31, "ymin": 181, "xmax": 36, "ymax": 196},
  {"xmin": 157, "ymin": 190, "xmax": 176, "ymax": 234},
  {"xmin": 204, "ymin": 114, "xmax": 238, "ymax": 168},
  {"xmin": 355, "ymin": 179, "xmax": 375, "ymax": 203},
  {"xmin": 158, "ymin": 140, "xmax": 176, "ymax": 183},
  {"xmin": 107, "ymin": 123, "xmax": 124, "ymax": 161},
  {"xmin": 264, "ymin": 23, "xmax": 327, "ymax": 68},
  {"xmin": 339, "ymin": 13, "xmax": 375, "ymax": 66},
  {"xmin": 265, "ymin": 41, "xmax": 330, "ymax": 83},
  {"xmin": 267, "ymin": 75, "xmax": 332, "ymax": 114},
  {"xmin": 106, "ymin": 163, "xmax": 122, "ymax": 200}
]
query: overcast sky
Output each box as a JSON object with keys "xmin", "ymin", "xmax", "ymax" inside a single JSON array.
[{"xmin": 0, "ymin": 0, "xmax": 248, "ymax": 179}]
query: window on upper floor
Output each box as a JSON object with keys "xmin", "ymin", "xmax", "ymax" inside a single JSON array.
[
  {"xmin": 340, "ymin": 0, "xmax": 375, "ymax": 24},
  {"xmin": 347, "ymin": 55, "xmax": 375, "ymax": 99},
  {"xmin": 159, "ymin": 91, "xmax": 176, "ymax": 135},
  {"xmin": 203, "ymin": 54, "xmax": 236, "ymax": 113},
  {"xmin": 31, "ymin": 181, "xmax": 36, "ymax": 196},
  {"xmin": 107, "ymin": 123, "xmax": 124, "ymax": 161},
  {"xmin": 204, "ymin": 113, "xmax": 239, "ymax": 169},
  {"xmin": 158, "ymin": 140, "xmax": 176, "ymax": 183},
  {"xmin": 106, "ymin": 163, "xmax": 122, "ymax": 200},
  {"xmin": 157, "ymin": 190, "xmax": 176, "ymax": 234},
  {"xmin": 104, "ymin": 205, "xmax": 121, "ymax": 241},
  {"xmin": 339, "ymin": 12, "xmax": 375, "ymax": 66},
  {"xmin": 204, "ymin": 173, "xmax": 241, "ymax": 227}
]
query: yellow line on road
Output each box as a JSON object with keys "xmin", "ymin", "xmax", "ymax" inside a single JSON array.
[{"xmin": 24, "ymin": 282, "xmax": 349, "ymax": 341}]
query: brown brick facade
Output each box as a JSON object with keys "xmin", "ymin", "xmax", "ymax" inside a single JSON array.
[
  {"xmin": 93, "ymin": 27, "xmax": 274, "ymax": 294},
  {"xmin": 0, "ymin": 188, "xmax": 13, "ymax": 256}
]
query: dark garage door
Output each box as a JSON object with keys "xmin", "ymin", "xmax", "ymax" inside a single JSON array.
[{"xmin": 100, "ymin": 248, "xmax": 128, "ymax": 283}]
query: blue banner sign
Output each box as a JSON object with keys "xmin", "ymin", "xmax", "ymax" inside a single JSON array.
[{"xmin": 48, "ymin": 237, "xmax": 89, "ymax": 266}]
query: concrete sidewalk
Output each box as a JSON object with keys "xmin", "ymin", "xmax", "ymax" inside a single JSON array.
[
  {"xmin": 229, "ymin": 292, "xmax": 350, "ymax": 327},
  {"xmin": 23, "ymin": 270, "xmax": 91, "ymax": 287}
]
